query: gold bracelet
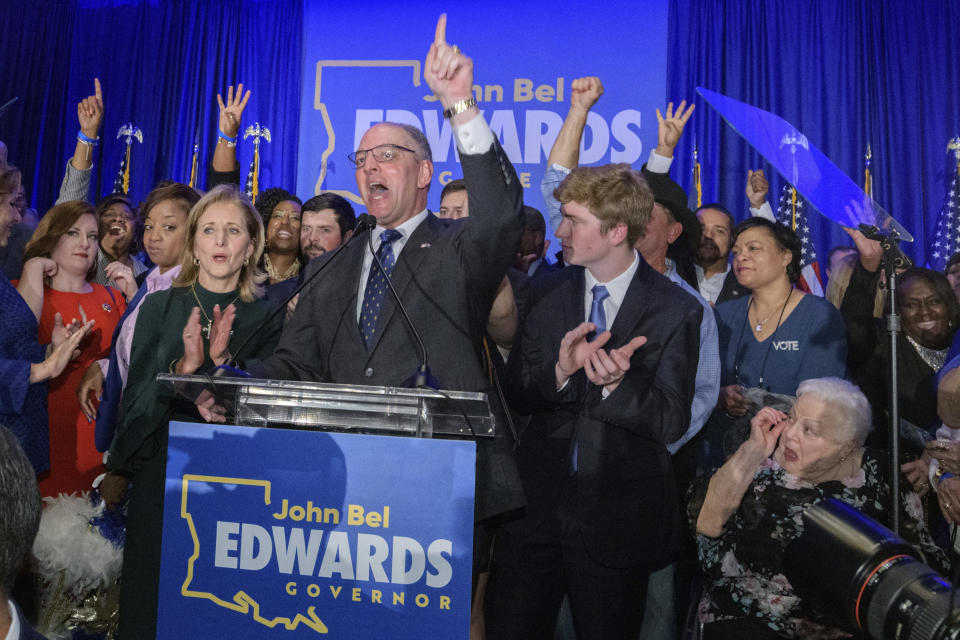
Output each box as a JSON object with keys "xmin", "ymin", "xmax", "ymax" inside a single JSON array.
[
  {"xmin": 169, "ymin": 358, "xmax": 180, "ymax": 374},
  {"xmin": 442, "ymin": 97, "xmax": 478, "ymax": 119}
]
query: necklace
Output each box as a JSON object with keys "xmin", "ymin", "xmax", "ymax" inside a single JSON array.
[
  {"xmin": 750, "ymin": 290, "xmax": 793, "ymax": 332},
  {"xmin": 264, "ymin": 254, "xmax": 300, "ymax": 282},
  {"xmin": 191, "ymin": 284, "xmax": 240, "ymax": 339},
  {"xmin": 734, "ymin": 290, "xmax": 796, "ymax": 389},
  {"xmin": 905, "ymin": 335, "xmax": 949, "ymax": 372}
]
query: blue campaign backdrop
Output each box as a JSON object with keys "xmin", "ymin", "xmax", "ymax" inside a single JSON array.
[
  {"xmin": 157, "ymin": 421, "xmax": 476, "ymax": 639},
  {"xmin": 1, "ymin": 0, "xmax": 958, "ymax": 265},
  {"xmin": 296, "ymin": 0, "xmax": 668, "ymax": 257}
]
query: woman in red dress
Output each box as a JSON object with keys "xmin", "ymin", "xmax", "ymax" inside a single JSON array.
[{"xmin": 18, "ymin": 201, "xmax": 126, "ymax": 496}]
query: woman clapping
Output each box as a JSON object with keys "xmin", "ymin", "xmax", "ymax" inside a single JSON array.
[{"xmin": 102, "ymin": 184, "xmax": 282, "ymax": 640}]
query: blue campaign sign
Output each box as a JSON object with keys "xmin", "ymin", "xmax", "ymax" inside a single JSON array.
[
  {"xmin": 296, "ymin": 0, "xmax": 668, "ymax": 249},
  {"xmin": 157, "ymin": 422, "xmax": 476, "ymax": 639}
]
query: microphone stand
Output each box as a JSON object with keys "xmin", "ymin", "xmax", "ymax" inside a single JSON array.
[
  {"xmin": 214, "ymin": 213, "xmax": 378, "ymax": 377},
  {"xmin": 365, "ymin": 232, "xmax": 438, "ymax": 390},
  {"xmin": 859, "ymin": 224, "xmax": 912, "ymax": 534}
]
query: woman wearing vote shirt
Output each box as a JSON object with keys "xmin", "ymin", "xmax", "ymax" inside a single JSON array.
[
  {"xmin": 102, "ymin": 184, "xmax": 282, "ymax": 639},
  {"xmin": 702, "ymin": 218, "xmax": 846, "ymax": 467}
]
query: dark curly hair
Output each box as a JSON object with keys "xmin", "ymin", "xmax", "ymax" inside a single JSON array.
[
  {"xmin": 255, "ymin": 188, "xmax": 301, "ymax": 222},
  {"xmin": 732, "ymin": 217, "xmax": 803, "ymax": 284}
]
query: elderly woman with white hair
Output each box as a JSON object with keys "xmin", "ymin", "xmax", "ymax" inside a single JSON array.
[{"xmin": 689, "ymin": 378, "xmax": 947, "ymax": 640}]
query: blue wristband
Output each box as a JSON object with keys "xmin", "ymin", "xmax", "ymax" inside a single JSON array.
[
  {"xmin": 217, "ymin": 130, "xmax": 238, "ymax": 144},
  {"xmin": 77, "ymin": 130, "xmax": 99, "ymax": 146}
]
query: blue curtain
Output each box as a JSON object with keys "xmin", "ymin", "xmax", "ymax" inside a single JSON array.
[
  {"xmin": 0, "ymin": 0, "xmax": 302, "ymax": 214},
  {"xmin": 667, "ymin": 0, "xmax": 960, "ymax": 265}
]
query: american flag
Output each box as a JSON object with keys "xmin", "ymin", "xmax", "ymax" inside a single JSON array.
[
  {"xmin": 927, "ymin": 168, "xmax": 960, "ymax": 271},
  {"xmin": 111, "ymin": 148, "xmax": 129, "ymax": 195},
  {"xmin": 243, "ymin": 152, "xmax": 259, "ymax": 205},
  {"xmin": 776, "ymin": 183, "xmax": 824, "ymax": 296}
]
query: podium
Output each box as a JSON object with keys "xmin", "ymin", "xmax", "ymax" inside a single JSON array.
[
  {"xmin": 156, "ymin": 373, "xmax": 496, "ymax": 438},
  {"xmin": 154, "ymin": 374, "xmax": 483, "ymax": 639}
]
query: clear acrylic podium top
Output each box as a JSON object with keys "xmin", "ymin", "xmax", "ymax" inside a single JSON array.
[{"xmin": 157, "ymin": 373, "xmax": 495, "ymax": 439}]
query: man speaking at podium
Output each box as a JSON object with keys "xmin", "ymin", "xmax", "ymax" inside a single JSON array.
[{"xmin": 219, "ymin": 16, "xmax": 526, "ymax": 525}]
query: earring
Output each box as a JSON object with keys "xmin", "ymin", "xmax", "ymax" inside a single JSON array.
[{"xmin": 193, "ymin": 257, "xmax": 200, "ymax": 266}]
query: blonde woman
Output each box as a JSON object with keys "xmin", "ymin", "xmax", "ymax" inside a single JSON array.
[{"xmin": 102, "ymin": 185, "xmax": 282, "ymax": 640}]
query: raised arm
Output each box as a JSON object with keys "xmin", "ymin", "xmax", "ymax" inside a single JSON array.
[
  {"xmin": 696, "ymin": 407, "xmax": 786, "ymax": 536},
  {"xmin": 546, "ymin": 77, "xmax": 603, "ymax": 171},
  {"xmin": 746, "ymin": 169, "xmax": 775, "ymax": 220},
  {"xmin": 653, "ymin": 100, "xmax": 694, "ymax": 160},
  {"xmin": 209, "ymin": 84, "xmax": 250, "ymax": 187},
  {"xmin": 57, "ymin": 78, "xmax": 102, "ymax": 204}
]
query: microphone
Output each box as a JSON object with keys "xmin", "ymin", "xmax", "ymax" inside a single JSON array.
[
  {"xmin": 365, "ymin": 229, "xmax": 438, "ymax": 389},
  {"xmin": 215, "ymin": 213, "xmax": 378, "ymax": 376}
]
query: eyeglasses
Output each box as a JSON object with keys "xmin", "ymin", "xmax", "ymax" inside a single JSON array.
[{"xmin": 347, "ymin": 144, "xmax": 416, "ymax": 168}]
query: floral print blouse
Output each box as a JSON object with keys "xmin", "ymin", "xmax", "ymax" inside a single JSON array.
[{"xmin": 688, "ymin": 448, "xmax": 949, "ymax": 639}]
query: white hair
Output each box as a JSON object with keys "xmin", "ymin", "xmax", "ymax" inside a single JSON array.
[{"xmin": 796, "ymin": 377, "xmax": 873, "ymax": 445}]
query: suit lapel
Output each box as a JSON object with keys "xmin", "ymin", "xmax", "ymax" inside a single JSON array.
[
  {"xmin": 364, "ymin": 213, "xmax": 442, "ymax": 357},
  {"xmin": 606, "ymin": 258, "xmax": 653, "ymax": 349},
  {"xmin": 330, "ymin": 234, "xmax": 368, "ymax": 355}
]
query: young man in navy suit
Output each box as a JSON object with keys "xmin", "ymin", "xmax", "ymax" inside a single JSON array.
[{"xmin": 489, "ymin": 164, "xmax": 702, "ymax": 640}]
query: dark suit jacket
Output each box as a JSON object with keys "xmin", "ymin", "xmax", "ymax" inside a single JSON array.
[
  {"xmin": 715, "ymin": 267, "xmax": 748, "ymax": 304},
  {"xmin": 505, "ymin": 256, "xmax": 702, "ymax": 568},
  {"xmin": 529, "ymin": 257, "xmax": 559, "ymax": 280},
  {"xmin": 253, "ymin": 142, "xmax": 525, "ymax": 522},
  {"xmin": 11, "ymin": 599, "xmax": 48, "ymax": 639}
]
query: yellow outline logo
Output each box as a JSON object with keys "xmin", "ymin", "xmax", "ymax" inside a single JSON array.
[
  {"xmin": 312, "ymin": 60, "xmax": 421, "ymax": 204},
  {"xmin": 179, "ymin": 474, "xmax": 329, "ymax": 634}
]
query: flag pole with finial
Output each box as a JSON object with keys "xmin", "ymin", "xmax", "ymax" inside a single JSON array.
[{"xmin": 244, "ymin": 123, "xmax": 271, "ymax": 205}]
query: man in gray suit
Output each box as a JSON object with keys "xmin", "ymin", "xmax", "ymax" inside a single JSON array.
[{"xmin": 238, "ymin": 16, "xmax": 525, "ymax": 523}]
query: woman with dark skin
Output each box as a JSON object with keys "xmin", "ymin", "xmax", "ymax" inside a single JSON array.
[
  {"xmin": 256, "ymin": 187, "xmax": 302, "ymax": 284},
  {"xmin": 842, "ymin": 229, "xmax": 960, "ymax": 444}
]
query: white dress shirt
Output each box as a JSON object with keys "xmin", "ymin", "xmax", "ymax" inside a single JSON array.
[{"xmin": 354, "ymin": 113, "xmax": 496, "ymax": 321}]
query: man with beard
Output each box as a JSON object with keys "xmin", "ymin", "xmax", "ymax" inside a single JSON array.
[
  {"xmin": 694, "ymin": 203, "xmax": 745, "ymax": 305},
  {"xmin": 270, "ymin": 193, "xmax": 357, "ymax": 315},
  {"xmin": 696, "ymin": 169, "xmax": 778, "ymax": 305},
  {"xmin": 300, "ymin": 193, "xmax": 356, "ymax": 260}
]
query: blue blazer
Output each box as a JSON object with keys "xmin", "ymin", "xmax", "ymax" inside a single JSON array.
[{"xmin": 94, "ymin": 272, "xmax": 153, "ymax": 452}]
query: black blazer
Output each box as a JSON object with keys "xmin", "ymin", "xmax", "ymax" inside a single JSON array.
[
  {"xmin": 253, "ymin": 142, "xmax": 526, "ymax": 521},
  {"xmin": 506, "ymin": 256, "xmax": 703, "ymax": 567}
]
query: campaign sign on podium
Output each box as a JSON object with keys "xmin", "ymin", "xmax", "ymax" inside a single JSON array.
[{"xmin": 157, "ymin": 421, "xmax": 476, "ymax": 638}]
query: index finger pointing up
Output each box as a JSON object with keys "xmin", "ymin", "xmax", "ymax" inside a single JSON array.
[
  {"xmin": 94, "ymin": 77, "xmax": 102, "ymax": 101},
  {"xmin": 434, "ymin": 14, "xmax": 447, "ymax": 46}
]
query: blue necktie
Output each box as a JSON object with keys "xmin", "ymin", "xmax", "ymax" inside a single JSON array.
[
  {"xmin": 588, "ymin": 284, "xmax": 610, "ymax": 341},
  {"xmin": 572, "ymin": 284, "xmax": 611, "ymax": 475},
  {"xmin": 359, "ymin": 229, "xmax": 402, "ymax": 348}
]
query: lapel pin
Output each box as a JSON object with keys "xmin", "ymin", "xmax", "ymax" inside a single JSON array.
[{"xmin": 420, "ymin": 243, "xmax": 431, "ymax": 248}]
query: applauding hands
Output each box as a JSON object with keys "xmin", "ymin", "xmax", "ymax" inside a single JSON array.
[{"xmin": 555, "ymin": 322, "xmax": 647, "ymax": 395}]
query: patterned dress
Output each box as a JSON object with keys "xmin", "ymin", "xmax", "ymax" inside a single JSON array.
[{"xmin": 688, "ymin": 449, "xmax": 948, "ymax": 638}]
